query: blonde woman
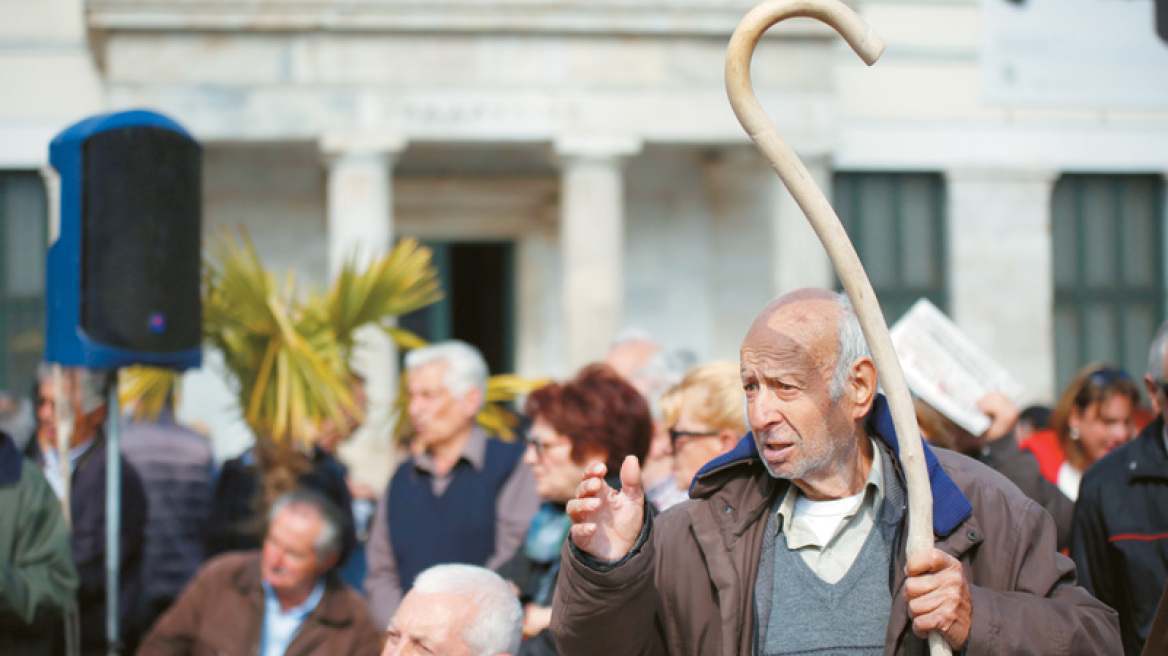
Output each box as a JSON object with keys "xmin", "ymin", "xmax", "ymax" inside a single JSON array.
[{"xmin": 660, "ymin": 361, "xmax": 747, "ymax": 491}]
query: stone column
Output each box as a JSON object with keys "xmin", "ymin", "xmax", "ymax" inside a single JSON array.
[
  {"xmin": 555, "ymin": 136, "xmax": 642, "ymax": 372},
  {"xmin": 320, "ymin": 131, "xmax": 407, "ymax": 481},
  {"xmin": 320, "ymin": 132, "xmax": 406, "ymax": 277},
  {"xmin": 946, "ymin": 168, "xmax": 1056, "ymax": 402}
]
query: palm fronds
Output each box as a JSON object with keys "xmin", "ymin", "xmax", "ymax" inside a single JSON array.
[
  {"xmin": 112, "ymin": 228, "xmax": 443, "ymax": 452},
  {"xmin": 389, "ymin": 355, "xmax": 551, "ymax": 443},
  {"xmin": 206, "ymin": 229, "xmax": 443, "ymax": 449},
  {"xmin": 478, "ymin": 374, "xmax": 553, "ymax": 440},
  {"xmin": 124, "ymin": 227, "xmax": 543, "ymax": 456},
  {"xmin": 119, "ymin": 365, "xmax": 181, "ymax": 421}
]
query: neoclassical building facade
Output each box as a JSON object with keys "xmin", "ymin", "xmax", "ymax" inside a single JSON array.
[{"xmin": 3, "ymin": 0, "xmax": 1168, "ymax": 473}]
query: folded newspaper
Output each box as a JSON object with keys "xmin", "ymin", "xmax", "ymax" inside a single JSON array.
[{"xmin": 889, "ymin": 298, "xmax": 1024, "ymax": 436}]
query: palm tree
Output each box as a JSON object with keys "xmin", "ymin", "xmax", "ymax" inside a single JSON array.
[{"xmin": 124, "ymin": 228, "xmax": 546, "ymax": 511}]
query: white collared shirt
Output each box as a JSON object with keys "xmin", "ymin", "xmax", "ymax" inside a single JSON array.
[
  {"xmin": 41, "ymin": 438, "xmax": 94, "ymax": 500},
  {"xmin": 260, "ymin": 578, "xmax": 325, "ymax": 656},
  {"xmin": 775, "ymin": 437, "xmax": 885, "ymax": 584}
]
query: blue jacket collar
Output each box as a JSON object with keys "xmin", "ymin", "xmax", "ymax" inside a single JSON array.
[{"xmin": 693, "ymin": 394, "xmax": 972, "ymax": 537}]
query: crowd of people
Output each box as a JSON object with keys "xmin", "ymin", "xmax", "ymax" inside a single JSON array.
[{"xmin": 2, "ymin": 287, "xmax": 1168, "ymax": 655}]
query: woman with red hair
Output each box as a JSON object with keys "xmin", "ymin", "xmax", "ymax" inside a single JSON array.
[{"xmin": 497, "ymin": 364, "xmax": 652, "ymax": 656}]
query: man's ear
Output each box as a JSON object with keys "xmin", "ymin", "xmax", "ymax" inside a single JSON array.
[
  {"xmin": 319, "ymin": 552, "xmax": 340, "ymax": 572},
  {"xmin": 1146, "ymin": 375, "xmax": 1163, "ymax": 416},
  {"xmin": 461, "ymin": 386, "xmax": 485, "ymax": 419},
  {"xmin": 849, "ymin": 357, "xmax": 878, "ymax": 420}
]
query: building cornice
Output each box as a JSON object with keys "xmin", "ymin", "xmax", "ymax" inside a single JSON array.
[{"xmin": 85, "ymin": 0, "xmax": 837, "ymax": 38}]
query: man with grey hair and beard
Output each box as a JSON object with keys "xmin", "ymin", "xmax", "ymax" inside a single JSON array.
[
  {"xmin": 139, "ymin": 490, "xmax": 381, "ymax": 655},
  {"xmin": 1072, "ymin": 318, "xmax": 1168, "ymax": 655},
  {"xmin": 552, "ymin": 288, "xmax": 1120, "ymax": 655},
  {"xmin": 29, "ymin": 365, "xmax": 149, "ymax": 655},
  {"xmin": 382, "ymin": 563, "xmax": 523, "ymax": 656}
]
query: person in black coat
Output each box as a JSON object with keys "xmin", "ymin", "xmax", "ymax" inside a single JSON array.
[{"xmin": 29, "ymin": 366, "xmax": 149, "ymax": 656}]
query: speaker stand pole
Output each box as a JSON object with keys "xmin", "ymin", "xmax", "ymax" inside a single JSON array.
[{"xmin": 106, "ymin": 372, "xmax": 121, "ymax": 656}]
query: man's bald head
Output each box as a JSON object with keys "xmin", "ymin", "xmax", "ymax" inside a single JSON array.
[{"xmin": 745, "ymin": 289, "xmax": 871, "ymax": 400}]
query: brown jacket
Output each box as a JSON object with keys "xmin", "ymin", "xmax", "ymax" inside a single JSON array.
[
  {"xmin": 137, "ymin": 552, "xmax": 381, "ymax": 656},
  {"xmin": 552, "ymin": 434, "xmax": 1120, "ymax": 656}
]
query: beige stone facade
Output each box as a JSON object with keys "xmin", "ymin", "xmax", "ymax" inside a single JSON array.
[{"xmin": 4, "ymin": 1, "xmax": 1168, "ymax": 483}]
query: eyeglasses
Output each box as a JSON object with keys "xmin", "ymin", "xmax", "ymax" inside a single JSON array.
[
  {"xmin": 525, "ymin": 436, "xmax": 569, "ymax": 459},
  {"xmin": 669, "ymin": 428, "xmax": 720, "ymax": 450}
]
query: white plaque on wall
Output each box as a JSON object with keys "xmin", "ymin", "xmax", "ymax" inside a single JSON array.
[{"xmin": 981, "ymin": 0, "xmax": 1168, "ymax": 109}]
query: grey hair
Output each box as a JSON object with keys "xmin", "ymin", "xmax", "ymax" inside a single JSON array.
[
  {"xmin": 609, "ymin": 329, "xmax": 697, "ymax": 421},
  {"xmin": 268, "ymin": 490, "xmax": 345, "ymax": 562},
  {"xmin": 404, "ymin": 340, "xmax": 488, "ymax": 409},
  {"xmin": 37, "ymin": 364, "xmax": 113, "ymax": 415},
  {"xmin": 1148, "ymin": 319, "xmax": 1168, "ymax": 381},
  {"xmin": 829, "ymin": 294, "xmax": 872, "ymax": 400},
  {"xmin": 411, "ymin": 564, "xmax": 523, "ymax": 656}
]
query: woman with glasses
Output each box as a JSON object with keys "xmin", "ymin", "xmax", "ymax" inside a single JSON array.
[
  {"xmin": 497, "ymin": 364, "xmax": 652, "ymax": 656},
  {"xmin": 659, "ymin": 361, "xmax": 747, "ymax": 492},
  {"xmin": 1020, "ymin": 363, "xmax": 1140, "ymax": 501}
]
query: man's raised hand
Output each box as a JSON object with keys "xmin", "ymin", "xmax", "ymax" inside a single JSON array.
[{"xmin": 566, "ymin": 455, "xmax": 645, "ymax": 561}]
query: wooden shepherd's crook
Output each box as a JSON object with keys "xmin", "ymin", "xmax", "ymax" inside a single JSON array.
[{"xmin": 726, "ymin": 1, "xmax": 950, "ymax": 654}]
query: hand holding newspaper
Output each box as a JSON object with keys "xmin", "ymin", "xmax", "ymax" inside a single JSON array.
[{"xmin": 889, "ymin": 299, "xmax": 1024, "ymax": 436}]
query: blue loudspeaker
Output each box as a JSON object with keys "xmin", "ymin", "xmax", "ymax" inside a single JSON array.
[{"xmin": 45, "ymin": 109, "xmax": 203, "ymax": 371}]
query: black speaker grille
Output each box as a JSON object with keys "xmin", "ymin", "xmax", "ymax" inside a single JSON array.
[{"xmin": 81, "ymin": 126, "xmax": 202, "ymax": 354}]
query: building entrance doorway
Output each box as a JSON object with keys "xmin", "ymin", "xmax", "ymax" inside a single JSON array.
[{"xmin": 399, "ymin": 240, "xmax": 515, "ymax": 375}]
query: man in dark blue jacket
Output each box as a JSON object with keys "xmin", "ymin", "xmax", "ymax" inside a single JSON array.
[
  {"xmin": 31, "ymin": 366, "xmax": 148, "ymax": 656},
  {"xmin": 121, "ymin": 397, "xmax": 214, "ymax": 633},
  {"xmin": 1073, "ymin": 320, "xmax": 1168, "ymax": 655}
]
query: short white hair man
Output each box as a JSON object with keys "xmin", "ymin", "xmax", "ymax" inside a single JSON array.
[
  {"xmin": 382, "ymin": 563, "xmax": 523, "ymax": 656},
  {"xmin": 364, "ymin": 341, "xmax": 539, "ymax": 627}
]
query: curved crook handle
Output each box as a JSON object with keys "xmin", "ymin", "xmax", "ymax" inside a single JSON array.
[{"xmin": 727, "ymin": 3, "xmax": 952, "ymax": 655}]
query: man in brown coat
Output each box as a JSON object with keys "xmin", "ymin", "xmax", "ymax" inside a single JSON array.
[
  {"xmin": 138, "ymin": 490, "xmax": 381, "ymax": 656},
  {"xmin": 553, "ymin": 289, "xmax": 1120, "ymax": 655}
]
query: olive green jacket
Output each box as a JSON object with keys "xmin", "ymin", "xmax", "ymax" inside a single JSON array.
[{"xmin": 0, "ymin": 431, "xmax": 79, "ymax": 655}]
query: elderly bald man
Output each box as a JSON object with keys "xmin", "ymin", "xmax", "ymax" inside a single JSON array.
[{"xmin": 552, "ymin": 288, "xmax": 1120, "ymax": 655}]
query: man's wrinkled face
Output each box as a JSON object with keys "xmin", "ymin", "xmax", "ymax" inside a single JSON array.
[
  {"xmin": 261, "ymin": 505, "xmax": 331, "ymax": 600},
  {"xmin": 741, "ymin": 298, "xmax": 857, "ymax": 493},
  {"xmin": 407, "ymin": 361, "xmax": 479, "ymax": 451},
  {"xmin": 382, "ymin": 591, "xmax": 477, "ymax": 656}
]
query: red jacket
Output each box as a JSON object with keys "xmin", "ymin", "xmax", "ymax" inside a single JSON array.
[{"xmin": 1020, "ymin": 429, "xmax": 1066, "ymax": 485}]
